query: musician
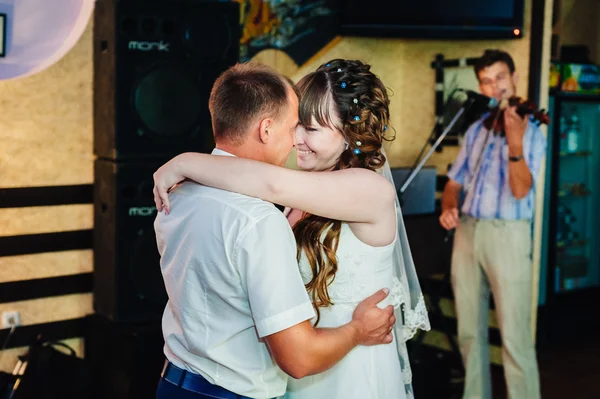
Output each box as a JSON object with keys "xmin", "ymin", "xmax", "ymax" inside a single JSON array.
[{"xmin": 439, "ymin": 49, "xmax": 546, "ymax": 399}]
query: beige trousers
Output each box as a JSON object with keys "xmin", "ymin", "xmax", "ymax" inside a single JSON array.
[{"xmin": 451, "ymin": 216, "xmax": 540, "ymax": 399}]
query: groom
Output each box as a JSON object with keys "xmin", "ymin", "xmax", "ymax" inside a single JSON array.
[{"xmin": 153, "ymin": 62, "xmax": 396, "ymax": 399}]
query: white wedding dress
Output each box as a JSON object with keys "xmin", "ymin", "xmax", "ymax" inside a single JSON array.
[{"xmin": 283, "ymin": 222, "xmax": 409, "ymax": 399}]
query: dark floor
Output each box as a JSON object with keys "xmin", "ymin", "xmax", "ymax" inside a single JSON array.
[
  {"xmin": 505, "ymin": 335, "xmax": 599, "ymax": 399},
  {"xmin": 410, "ymin": 332, "xmax": 600, "ymax": 398},
  {"xmin": 460, "ymin": 336, "xmax": 600, "ymax": 399}
]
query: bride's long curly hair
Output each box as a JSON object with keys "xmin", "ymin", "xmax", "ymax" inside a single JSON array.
[{"xmin": 293, "ymin": 59, "xmax": 393, "ymax": 324}]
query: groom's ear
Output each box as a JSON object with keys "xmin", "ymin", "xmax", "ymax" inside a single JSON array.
[{"xmin": 258, "ymin": 118, "xmax": 272, "ymax": 144}]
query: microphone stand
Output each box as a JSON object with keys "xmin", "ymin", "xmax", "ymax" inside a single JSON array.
[
  {"xmin": 399, "ymin": 97, "xmax": 474, "ymax": 197},
  {"xmin": 398, "ymin": 88, "xmax": 500, "ymax": 201}
]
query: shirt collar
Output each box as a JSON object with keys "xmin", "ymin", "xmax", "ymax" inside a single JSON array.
[
  {"xmin": 209, "ymin": 148, "xmax": 281, "ymax": 212},
  {"xmin": 212, "ymin": 148, "xmax": 236, "ymax": 157}
]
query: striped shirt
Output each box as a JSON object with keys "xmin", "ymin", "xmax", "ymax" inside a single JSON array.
[{"xmin": 447, "ymin": 116, "xmax": 547, "ymax": 220}]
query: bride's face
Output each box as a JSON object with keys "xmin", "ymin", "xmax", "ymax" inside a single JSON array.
[{"xmin": 295, "ymin": 116, "xmax": 346, "ymax": 172}]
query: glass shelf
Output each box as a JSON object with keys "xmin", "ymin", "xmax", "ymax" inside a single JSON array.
[
  {"xmin": 557, "ymin": 188, "xmax": 591, "ymax": 198},
  {"xmin": 556, "ymin": 255, "xmax": 588, "ymax": 270},
  {"xmin": 559, "ymin": 151, "xmax": 592, "ymax": 158},
  {"xmin": 556, "ymin": 239, "xmax": 588, "ymax": 250}
]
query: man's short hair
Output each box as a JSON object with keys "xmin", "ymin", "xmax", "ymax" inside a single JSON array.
[
  {"xmin": 209, "ymin": 62, "xmax": 293, "ymax": 145},
  {"xmin": 474, "ymin": 49, "xmax": 516, "ymax": 79}
]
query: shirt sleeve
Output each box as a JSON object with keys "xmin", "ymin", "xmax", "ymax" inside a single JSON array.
[
  {"xmin": 235, "ymin": 212, "xmax": 315, "ymax": 338},
  {"xmin": 526, "ymin": 124, "xmax": 547, "ymax": 185},
  {"xmin": 447, "ymin": 123, "xmax": 476, "ymax": 185}
]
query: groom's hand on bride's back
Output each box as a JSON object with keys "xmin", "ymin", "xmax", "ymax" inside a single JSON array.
[
  {"xmin": 264, "ymin": 288, "xmax": 394, "ymax": 379},
  {"xmin": 352, "ymin": 288, "xmax": 395, "ymax": 346}
]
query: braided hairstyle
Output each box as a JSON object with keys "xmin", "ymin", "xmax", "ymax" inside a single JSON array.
[{"xmin": 293, "ymin": 59, "xmax": 393, "ymax": 324}]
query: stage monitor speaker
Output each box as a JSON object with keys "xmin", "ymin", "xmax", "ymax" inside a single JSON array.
[
  {"xmin": 85, "ymin": 314, "xmax": 164, "ymax": 399},
  {"xmin": 94, "ymin": 159, "xmax": 167, "ymax": 323},
  {"xmin": 94, "ymin": 0, "xmax": 240, "ymax": 160}
]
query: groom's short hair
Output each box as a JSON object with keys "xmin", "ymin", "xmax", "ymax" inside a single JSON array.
[{"xmin": 209, "ymin": 62, "xmax": 294, "ymax": 145}]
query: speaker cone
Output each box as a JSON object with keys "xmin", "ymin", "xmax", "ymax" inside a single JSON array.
[{"xmin": 133, "ymin": 65, "xmax": 204, "ymax": 137}]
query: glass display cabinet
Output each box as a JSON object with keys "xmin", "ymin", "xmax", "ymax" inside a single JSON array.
[{"xmin": 539, "ymin": 90, "xmax": 600, "ymax": 342}]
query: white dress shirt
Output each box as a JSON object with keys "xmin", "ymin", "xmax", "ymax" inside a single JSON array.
[{"xmin": 154, "ymin": 149, "xmax": 315, "ymax": 399}]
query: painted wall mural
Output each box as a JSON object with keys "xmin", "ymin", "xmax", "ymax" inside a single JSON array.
[{"xmin": 234, "ymin": 0, "xmax": 338, "ymax": 65}]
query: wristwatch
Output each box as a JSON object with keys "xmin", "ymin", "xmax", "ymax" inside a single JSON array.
[{"xmin": 509, "ymin": 154, "xmax": 524, "ymax": 162}]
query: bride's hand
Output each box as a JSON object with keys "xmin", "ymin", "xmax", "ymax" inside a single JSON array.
[{"xmin": 153, "ymin": 158, "xmax": 185, "ymax": 215}]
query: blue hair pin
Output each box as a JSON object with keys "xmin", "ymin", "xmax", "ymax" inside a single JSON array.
[
  {"xmin": 326, "ymin": 63, "xmax": 331, "ymax": 67},
  {"xmin": 383, "ymin": 125, "xmax": 387, "ymax": 131},
  {"xmin": 353, "ymin": 140, "xmax": 362, "ymax": 155},
  {"xmin": 341, "ymin": 82, "xmax": 347, "ymax": 89},
  {"xmin": 353, "ymin": 115, "xmax": 361, "ymax": 121}
]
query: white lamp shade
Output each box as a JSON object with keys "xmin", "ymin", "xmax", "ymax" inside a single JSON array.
[{"xmin": 0, "ymin": 0, "xmax": 95, "ymax": 80}]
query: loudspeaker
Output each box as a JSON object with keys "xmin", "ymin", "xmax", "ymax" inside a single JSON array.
[
  {"xmin": 85, "ymin": 314, "xmax": 164, "ymax": 399},
  {"xmin": 94, "ymin": 159, "xmax": 167, "ymax": 322},
  {"xmin": 93, "ymin": 0, "xmax": 240, "ymax": 160}
]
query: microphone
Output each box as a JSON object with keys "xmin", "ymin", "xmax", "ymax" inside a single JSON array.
[{"xmin": 459, "ymin": 89, "xmax": 499, "ymax": 109}]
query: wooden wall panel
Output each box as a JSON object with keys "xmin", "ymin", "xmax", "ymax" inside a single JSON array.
[
  {"xmin": 0, "ymin": 205, "xmax": 93, "ymax": 237},
  {"xmin": 0, "ymin": 251, "xmax": 92, "ymax": 283},
  {"xmin": 0, "ymin": 20, "xmax": 94, "ymax": 372}
]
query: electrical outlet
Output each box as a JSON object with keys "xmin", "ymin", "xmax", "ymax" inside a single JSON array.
[{"xmin": 2, "ymin": 311, "xmax": 21, "ymax": 328}]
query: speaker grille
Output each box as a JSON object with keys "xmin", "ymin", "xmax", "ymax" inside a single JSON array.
[
  {"xmin": 129, "ymin": 227, "xmax": 167, "ymax": 307},
  {"xmin": 133, "ymin": 65, "xmax": 204, "ymax": 137}
]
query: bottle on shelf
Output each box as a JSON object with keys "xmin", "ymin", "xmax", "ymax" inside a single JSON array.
[
  {"xmin": 564, "ymin": 205, "xmax": 577, "ymax": 244},
  {"xmin": 556, "ymin": 202, "xmax": 565, "ymax": 241},
  {"xmin": 564, "ymin": 205, "xmax": 576, "ymax": 224},
  {"xmin": 556, "ymin": 202, "xmax": 580, "ymax": 244},
  {"xmin": 559, "ymin": 115, "xmax": 568, "ymax": 153},
  {"xmin": 566, "ymin": 113, "xmax": 580, "ymax": 153}
]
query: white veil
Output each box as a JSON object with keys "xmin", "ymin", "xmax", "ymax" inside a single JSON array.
[{"xmin": 380, "ymin": 146, "xmax": 431, "ymax": 398}]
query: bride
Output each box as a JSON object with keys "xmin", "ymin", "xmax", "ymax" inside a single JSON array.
[{"xmin": 153, "ymin": 59, "xmax": 430, "ymax": 399}]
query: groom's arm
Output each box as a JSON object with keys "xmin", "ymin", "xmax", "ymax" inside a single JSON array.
[
  {"xmin": 238, "ymin": 213, "xmax": 394, "ymax": 380},
  {"xmin": 264, "ymin": 289, "xmax": 394, "ymax": 379}
]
